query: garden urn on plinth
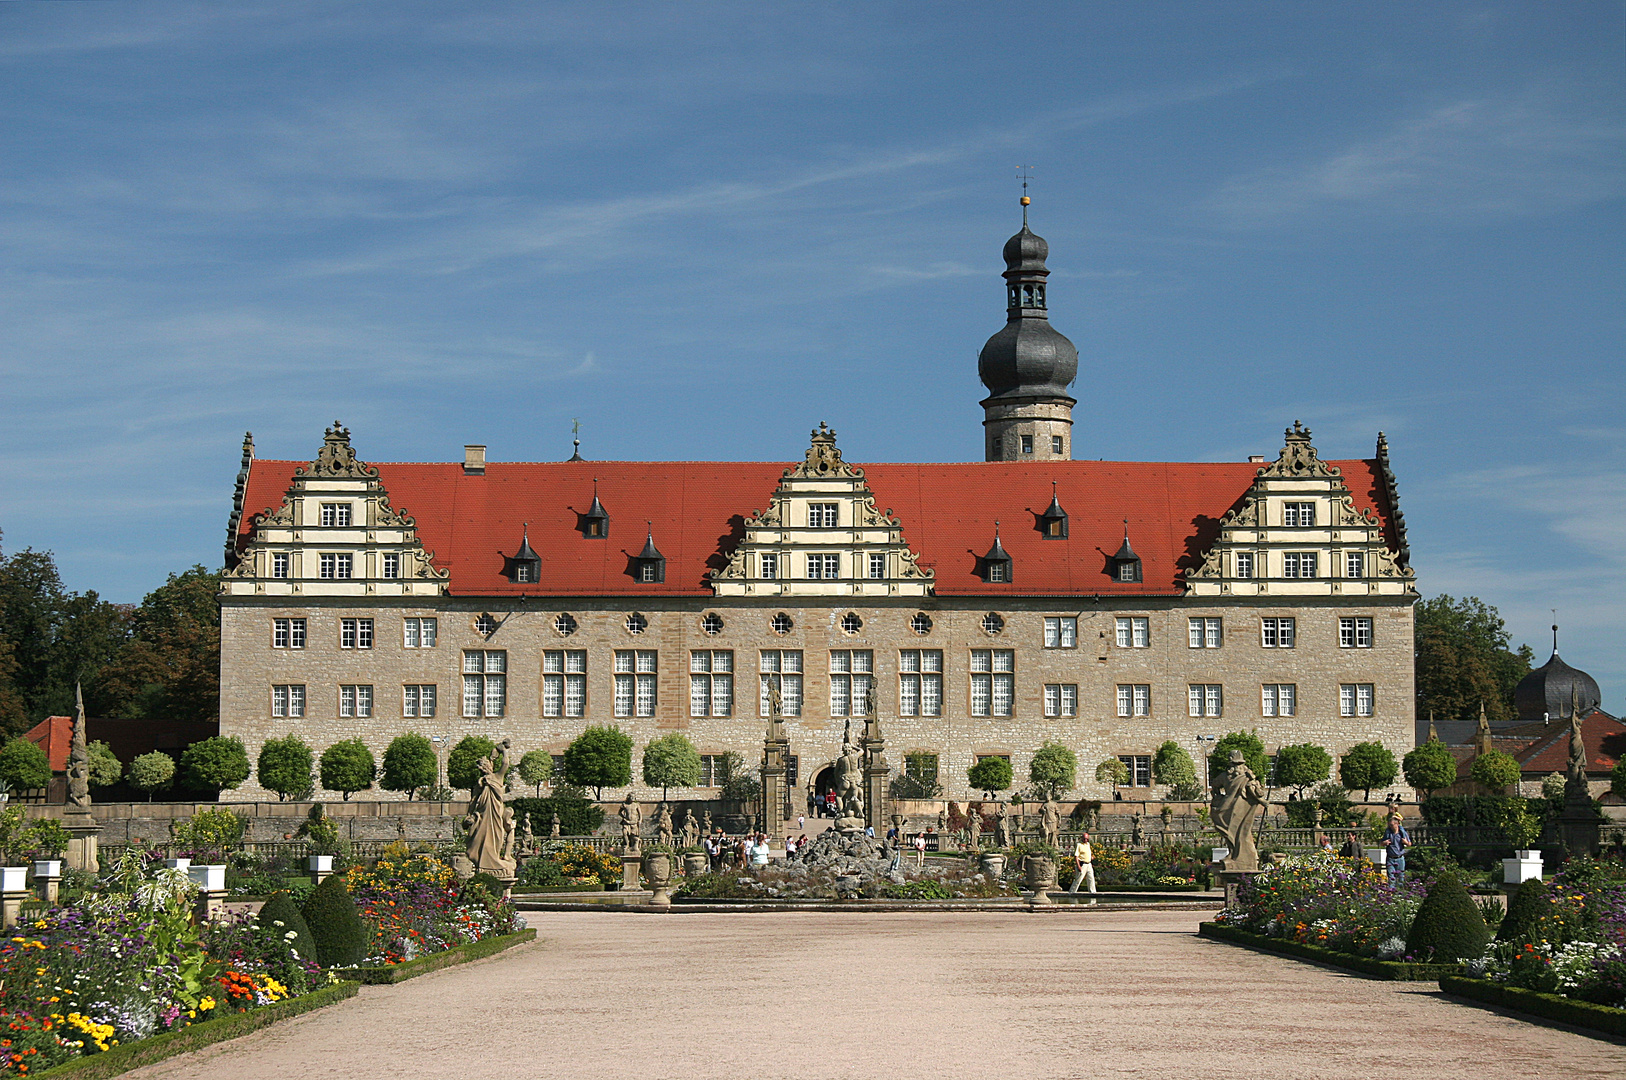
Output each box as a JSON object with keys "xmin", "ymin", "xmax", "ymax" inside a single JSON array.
[
  {"xmin": 642, "ymin": 851, "xmax": 673, "ymax": 909},
  {"xmin": 308, "ymin": 854, "xmax": 334, "ymax": 883},
  {"xmin": 683, "ymin": 852, "xmax": 708, "ymax": 878},
  {"xmin": 32, "ymin": 860, "xmax": 62, "ymax": 905},
  {"xmin": 1502, "ymin": 850, "xmax": 1543, "ymax": 887},
  {"xmin": 979, "ymin": 852, "xmax": 1006, "ymax": 880},
  {"xmin": 0, "ymin": 867, "xmax": 28, "ymax": 929},
  {"xmin": 187, "ymin": 864, "xmax": 228, "ymax": 921},
  {"xmin": 1025, "ymin": 855, "xmax": 1057, "ymax": 906}
]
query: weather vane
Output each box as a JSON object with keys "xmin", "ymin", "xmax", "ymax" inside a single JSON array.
[{"xmin": 1017, "ymin": 165, "xmax": 1034, "ymax": 224}]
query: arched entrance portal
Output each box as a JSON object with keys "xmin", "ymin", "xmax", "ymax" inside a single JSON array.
[{"xmin": 809, "ymin": 763, "xmax": 837, "ymax": 818}]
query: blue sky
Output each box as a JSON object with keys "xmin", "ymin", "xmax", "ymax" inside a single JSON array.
[{"xmin": 2, "ymin": 3, "xmax": 1622, "ymax": 708}]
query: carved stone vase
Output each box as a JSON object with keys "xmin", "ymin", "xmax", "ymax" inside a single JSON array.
[
  {"xmin": 1025, "ymin": 855, "xmax": 1056, "ymax": 905},
  {"xmin": 642, "ymin": 851, "xmax": 673, "ymax": 908},
  {"xmin": 979, "ymin": 852, "xmax": 1006, "ymax": 880},
  {"xmin": 683, "ymin": 852, "xmax": 708, "ymax": 878}
]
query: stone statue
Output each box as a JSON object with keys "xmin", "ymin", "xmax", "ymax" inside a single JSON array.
[
  {"xmin": 937, "ymin": 808, "xmax": 948, "ymax": 832},
  {"xmin": 66, "ymin": 684, "xmax": 91, "ymax": 811},
  {"xmin": 862, "ymin": 682, "xmax": 877, "ymax": 717},
  {"xmin": 1130, "ymin": 812, "xmax": 1144, "ymax": 849},
  {"xmin": 993, "ymin": 801, "xmax": 1012, "ymax": 849},
  {"xmin": 967, "ymin": 804, "xmax": 983, "ymax": 850},
  {"xmin": 702, "ymin": 809, "xmax": 713, "ymax": 835},
  {"xmin": 1210, "ymin": 750, "xmax": 1268, "ymax": 873},
  {"xmin": 619, "ymin": 794, "xmax": 642, "ymax": 852},
  {"xmin": 833, "ymin": 720, "xmax": 866, "ymax": 828},
  {"xmin": 464, "ymin": 740, "xmax": 516, "ymax": 880},
  {"xmin": 681, "ymin": 807, "xmax": 700, "ymax": 848},
  {"xmin": 548, "ymin": 812, "xmax": 560, "ymax": 839},
  {"xmin": 1567, "ymin": 703, "xmax": 1588, "ymax": 788},
  {"xmin": 767, "ymin": 682, "xmax": 783, "ymax": 718},
  {"xmin": 654, "ymin": 802, "xmax": 674, "ymax": 845},
  {"xmin": 1040, "ymin": 799, "xmax": 1060, "ymax": 848},
  {"xmin": 515, "ymin": 812, "xmax": 532, "ymax": 854}
]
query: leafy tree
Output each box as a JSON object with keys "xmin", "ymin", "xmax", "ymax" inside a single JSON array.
[
  {"xmin": 1152, "ymin": 741, "xmax": 1199, "ymax": 796},
  {"xmin": 1339, "ymin": 741, "xmax": 1399, "ymax": 800},
  {"xmin": 447, "ymin": 736, "xmax": 498, "ymax": 795},
  {"xmin": 1209, "ymin": 731, "xmax": 1268, "ymax": 785},
  {"xmin": 1095, "ymin": 757, "xmax": 1130, "ymax": 797},
  {"xmin": 641, "ymin": 733, "xmax": 701, "ymax": 801},
  {"xmin": 86, "ymin": 739, "xmax": 121, "ymax": 788},
  {"xmin": 127, "ymin": 751, "xmax": 176, "ymax": 800},
  {"xmin": 179, "ymin": 735, "xmax": 251, "ymax": 794},
  {"xmin": 0, "ymin": 632, "xmax": 26, "ymax": 736},
  {"xmin": 1273, "ymin": 743, "xmax": 1332, "ymax": 798},
  {"xmin": 1028, "ymin": 741, "xmax": 1077, "ymax": 800},
  {"xmin": 1469, "ymin": 749, "xmax": 1521, "ymax": 793},
  {"xmin": 1542, "ymin": 772, "xmax": 1568, "ymax": 801},
  {"xmin": 319, "ymin": 740, "xmax": 376, "ymax": 801},
  {"xmin": 380, "ymin": 733, "xmax": 437, "ymax": 799},
  {"xmin": 517, "ymin": 750, "xmax": 556, "ymax": 797},
  {"xmin": 0, "ymin": 738, "xmax": 51, "ymax": 792},
  {"xmin": 1613, "ymin": 757, "xmax": 1626, "ymax": 803},
  {"xmin": 1403, "ymin": 739, "xmax": 1458, "ymax": 799},
  {"xmin": 1415, "ymin": 594, "xmax": 1533, "ymax": 727},
  {"xmin": 967, "ymin": 755, "xmax": 1012, "ymax": 799},
  {"xmin": 714, "ymin": 751, "xmax": 759, "ymax": 805},
  {"xmin": 0, "ymin": 543, "xmax": 132, "ymax": 727},
  {"xmin": 95, "ymin": 566, "xmax": 222, "ymax": 725},
  {"xmin": 562, "ymin": 726, "xmax": 633, "ymax": 800},
  {"xmin": 257, "ymin": 735, "xmax": 314, "ymax": 801}
]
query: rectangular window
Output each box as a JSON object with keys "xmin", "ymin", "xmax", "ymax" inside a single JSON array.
[
  {"xmin": 1052, "ymin": 436, "xmax": 1064, "ymax": 455},
  {"xmin": 1116, "ymin": 684, "xmax": 1150, "ymax": 717},
  {"xmin": 689, "ymin": 650, "xmax": 733, "ymax": 717},
  {"xmin": 1021, "ymin": 435, "xmax": 1034, "ymax": 454},
  {"xmin": 1234, "ymin": 551, "xmax": 1253, "ymax": 579},
  {"xmin": 1345, "ymin": 551, "xmax": 1364, "ymax": 579},
  {"xmin": 271, "ymin": 684, "xmax": 306, "ymax": 718},
  {"xmin": 381, "ymin": 553, "xmax": 400, "ymax": 579},
  {"xmin": 987, "ymin": 561, "xmax": 1009, "ymax": 583},
  {"xmin": 808, "ymin": 503, "xmax": 838, "ymax": 528},
  {"xmin": 760, "ymin": 553, "xmax": 778, "ymax": 580},
  {"xmin": 339, "ymin": 618, "xmax": 373, "ymax": 649},
  {"xmin": 1044, "ymin": 616, "xmax": 1077, "ymax": 649},
  {"xmin": 272, "ymin": 618, "xmax": 307, "ymax": 649},
  {"xmin": 807, "ymin": 553, "xmax": 840, "ymax": 579},
  {"xmin": 1188, "ymin": 684, "xmax": 1223, "ymax": 718},
  {"xmin": 759, "ymin": 650, "xmax": 803, "ymax": 716},
  {"xmin": 319, "ymin": 553, "xmax": 335, "ymax": 579},
  {"xmin": 1114, "ymin": 616, "xmax": 1149, "ymax": 648},
  {"xmin": 320, "ymin": 503, "xmax": 352, "ymax": 527},
  {"xmin": 339, "ymin": 684, "xmax": 373, "ymax": 718},
  {"xmin": 1282, "ymin": 552, "xmax": 1318, "ymax": 579},
  {"xmin": 462, "ymin": 650, "xmax": 506, "ymax": 718},
  {"xmin": 905, "ymin": 753, "xmax": 939, "ymax": 787},
  {"xmin": 830, "ymin": 650, "xmax": 874, "ymax": 716},
  {"xmin": 403, "ymin": 684, "xmax": 437, "ymax": 718},
  {"xmin": 544, "ymin": 650, "xmax": 588, "ymax": 718},
  {"xmin": 699, "ymin": 754, "xmax": 727, "ymax": 787},
  {"xmin": 868, "ymin": 552, "xmax": 885, "ymax": 579},
  {"xmin": 403, "ymin": 617, "xmax": 437, "ymax": 648},
  {"xmin": 1044, "ymin": 684, "xmax": 1078, "ymax": 718},
  {"xmin": 1340, "ymin": 684, "xmax": 1375, "ymax": 717},
  {"xmin": 969, "ymin": 649, "xmax": 1014, "ymax": 717},
  {"xmin": 614, "ymin": 650, "xmax": 658, "ymax": 718},
  {"xmin": 1187, "ymin": 617, "xmax": 1222, "ymax": 648},
  {"xmin": 898, "ymin": 649, "xmax": 943, "ymax": 717},
  {"xmin": 1339, "ymin": 617, "xmax": 1373, "ymax": 649},
  {"xmin": 1119, "ymin": 754, "xmax": 1151, "ymax": 787},
  {"xmin": 271, "ymin": 552, "xmax": 289, "ymax": 579},
  {"xmin": 1261, "ymin": 684, "xmax": 1296, "ymax": 717},
  {"xmin": 1283, "ymin": 502, "xmax": 1315, "ymax": 527},
  {"xmin": 1261, "ymin": 617, "xmax": 1296, "ymax": 648}
]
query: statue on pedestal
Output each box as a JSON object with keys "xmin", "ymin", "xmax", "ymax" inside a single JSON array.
[
  {"xmin": 832, "ymin": 720, "xmax": 867, "ymax": 830},
  {"xmin": 548, "ymin": 812, "xmax": 561, "ymax": 839},
  {"xmin": 1211, "ymin": 750, "xmax": 1268, "ymax": 873},
  {"xmin": 993, "ymin": 800, "xmax": 1012, "ymax": 849},
  {"xmin": 702, "ymin": 809, "xmax": 713, "ymax": 835},
  {"xmin": 1130, "ymin": 811, "xmax": 1145, "ymax": 849},
  {"xmin": 654, "ymin": 802, "xmax": 674, "ymax": 845},
  {"xmin": 619, "ymin": 794, "xmax": 642, "ymax": 852},
  {"xmin": 1040, "ymin": 799, "xmax": 1061, "ymax": 848},
  {"xmin": 680, "ymin": 807, "xmax": 700, "ymax": 848},
  {"xmin": 968, "ymin": 805, "xmax": 983, "ymax": 850},
  {"xmin": 464, "ymin": 740, "xmax": 516, "ymax": 881}
]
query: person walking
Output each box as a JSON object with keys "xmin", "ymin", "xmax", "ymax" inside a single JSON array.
[
  {"xmin": 750, "ymin": 832, "xmax": 771, "ymax": 867},
  {"xmin": 1382, "ymin": 814, "xmax": 1411, "ymax": 883},
  {"xmin": 913, "ymin": 831, "xmax": 927, "ymax": 868},
  {"xmin": 1070, "ymin": 831, "xmax": 1097, "ymax": 900},
  {"xmin": 1338, "ymin": 829, "xmax": 1364, "ymax": 861}
]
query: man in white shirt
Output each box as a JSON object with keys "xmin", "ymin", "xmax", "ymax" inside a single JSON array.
[
  {"xmin": 913, "ymin": 832, "xmax": 927, "ymax": 868},
  {"xmin": 1070, "ymin": 831, "xmax": 1097, "ymax": 899}
]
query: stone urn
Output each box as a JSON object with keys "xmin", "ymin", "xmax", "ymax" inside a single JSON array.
[
  {"xmin": 162, "ymin": 857, "xmax": 192, "ymax": 873},
  {"xmin": 683, "ymin": 852, "xmax": 708, "ymax": 878},
  {"xmin": 978, "ymin": 852, "xmax": 1006, "ymax": 880},
  {"xmin": 1503, "ymin": 850, "xmax": 1543, "ymax": 886},
  {"xmin": 0, "ymin": 867, "xmax": 26, "ymax": 893},
  {"xmin": 1025, "ymin": 855, "xmax": 1057, "ymax": 906},
  {"xmin": 642, "ymin": 851, "xmax": 673, "ymax": 908}
]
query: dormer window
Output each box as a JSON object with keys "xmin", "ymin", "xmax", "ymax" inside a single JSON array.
[
  {"xmin": 1110, "ymin": 528, "xmax": 1142, "ymax": 583},
  {"xmin": 979, "ymin": 526, "xmax": 1013, "ymax": 584},
  {"xmin": 503, "ymin": 525, "xmax": 540, "ymax": 584},
  {"xmin": 1284, "ymin": 502, "xmax": 1316, "ymax": 527},
  {"xmin": 630, "ymin": 528, "xmax": 665, "ymax": 584},
  {"xmin": 319, "ymin": 503, "xmax": 352, "ymax": 527},
  {"xmin": 1038, "ymin": 486, "xmax": 1068, "ymax": 539},
  {"xmin": 578, "ymin": 486, "xmax": 610, "ymax": 538}
]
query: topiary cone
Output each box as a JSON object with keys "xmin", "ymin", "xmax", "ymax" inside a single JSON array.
[
  {"xmin": 257, "ymin": 891, "xmax": 317, "ymax": 966},
  {"xmin": 1405, "ymin": 873, "xmax": 1489, "ymax": 962},
  {"xmin": 1495, "ymin": 877, "xmax": 1549, "ymax": 944},
  {"xmin": 299, "ymin": 872, "xmax": 368, "ymax": 967}
]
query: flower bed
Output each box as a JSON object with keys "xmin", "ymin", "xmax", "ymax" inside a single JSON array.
[
  {"xmin": 1199, "ymin": 921, "xmax": 1460, "ymax": 981},
  {"xmin": 342, "ymin": 851, "xmax": 518, "ymax": 965},
  {"xmin": 1214, "ymin": 851, "xmax": 1426, "ymax": 959},
  {"xmin": 352, "ymin": 929, "xmax": 536, "ymax": 985},
  {"xmin": 1438, "ymin": 975, "xmax": 1626, "ymax": 1039}
]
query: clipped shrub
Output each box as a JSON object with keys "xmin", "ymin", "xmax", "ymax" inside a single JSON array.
[
  {"xmin": 1496, "ymin": 878, "xmax": 1549, "ymax": 944},
  {"xmin": 257, "ymin": 891, "xmax": 317, "ymax": 966},
  {"xmin": 518, "ymin": 856, "xmax": 566, "ymax": 888},
  {"xmin": 509, "ymin": 795, "xmax": 604, "ymax": 837},
  {"xmin": 300, "ymin": 872, "xmax": 368, "ymax": 967},
  {"xmin": 1405, "ymin": 873, "xmax": 1490, "ymax": 962}
]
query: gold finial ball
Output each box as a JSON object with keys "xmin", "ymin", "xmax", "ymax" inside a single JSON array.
[{"xmin": 1020, "ymin": 195, "xmax": 1031, "ymax": 206}]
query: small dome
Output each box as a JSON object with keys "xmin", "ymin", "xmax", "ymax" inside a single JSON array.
[
  {"xmin": 979, "ymin": 319, "xmax": 1078, "ymax": 399},
  {"xmin": 1003, "ymin": 226, "xmax": 1049, "ymax": 272},
  {"xmin": 1514, "ymin": 650, "xmax": 1601, "ymax": 721}
]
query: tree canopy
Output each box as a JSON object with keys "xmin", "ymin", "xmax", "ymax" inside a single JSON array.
[
  {"xmin": 1403, "ymin": 740, "xmax": 1458, "ymax": 798},
  {"xmin": 1339, "ymin": 741, "xmax": 1399, "ymax": 799},
  {"xmin": 1274, "ymin": 743, "xmax": 1332, "ymax": 797},
  {"xmin": 179, "ymin": 735, "xmax": 250, "ymax": 794},
  {"xmin": 1152, "ymin": 741, "xmax": 1200, "ymax": 797},
  {"xmin": 319, "ymin": 739, "xmax": 376, "ymax": 801},
  {"xmin": 126, "ymin": 751, "xmax": 175, "ymax": 800},
  {"xmin": 1415, "ymin": 594, "xmax": 1532, "ymax": 727},
  {"xmin": 641, "ymin": 733, "xmax": 701, "ymax": 801},
  {"xmin": 1469, "ymin": 749, "xmax": 1521, "ymax": 793},
  {"xmin": 86, "ymin": 740, "xmax": 122, "ymax": 788},
  {"xmin": 447, "ymin": 735, "xmax": 498, "ymax": 795},
  {"xmin": 967, "ymin": 755, "xmax": 1012, "ymax": 798},
  {"xmin": 517, "ymin": 750, "xmax": 556, "ymax": 797},
  {"xmin": 257, "ymin": 735, "xmax": 314, "ymax": 801},
  {"xmin": 380, "ymin": 733, "xmax": 437, "ymax": 799},
  {"xmin": 1028, "ymin": 742, "xmax": 1077, "ymax": 800},
  {"xmin": 1209, "ymin": 731, "xmax": 1268, "ymax": 784},
  {"xmin": 1095, "ymin": 757, "xmax": 1130, "ymax": 791},
  {"xmin": 562, "ymin": 726, "xmax": 633, "ymax": 799},
  {"xmin": 0, "ymin": 738, "xmax": 51, "ymax": 792}
]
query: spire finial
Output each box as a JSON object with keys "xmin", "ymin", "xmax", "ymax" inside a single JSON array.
[
  {"xmin": 1552, "ymin": 611, "xmax": 1558, "ymax": 655},
  {"xmin": 569, "ymin": 418, "xmax": 583, "ymax": 462},
  {"xmin": 1017, "ymin": 164, "xmax": 1034, "ymax": 227}
]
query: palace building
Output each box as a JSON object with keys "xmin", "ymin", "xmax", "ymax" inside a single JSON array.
[{"xmin": 218, "ymin": 208, "xmax": 1419, "ymax": 807}]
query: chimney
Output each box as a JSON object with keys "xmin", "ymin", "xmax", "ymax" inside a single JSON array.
[
  {"xmin": 464, "ymin": 445, "xmax": 487, "ymax": 474},
  {"xmin": 1248, "ymin": 455, "xmax": 1265, "ymax": 463}
]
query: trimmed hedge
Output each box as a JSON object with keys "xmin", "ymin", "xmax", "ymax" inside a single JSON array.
[
  {"xmin": 1198, "ymin": 922, "xmax": 1462, "ymax": 981},
  {"xmin": 1406, "ymin": 873, "xmax": 1490, "ymax": 962},
  {"xmin": 1439, "ymin": 975, "xmax": 1626, "ymax": 1039},
  {"xmin": 30, "ymin": 980, "xmax": 359, "ymax": 1080},
  {"xmin": 353, "ymin": 929, "xmax": 536, "ymax": 985},
  {"xmin": 301, "ymin": 873, "xmax": 367, "ymax": 968}
]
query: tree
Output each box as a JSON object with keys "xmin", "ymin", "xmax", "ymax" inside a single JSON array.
[
  {"xmin": 127, "ymin": 751, "xmax": 175, "ymax": 800},
  {"xmin": 179, "ymin": 735, "xmax": 251, "ymax": 794},
  {"xmin": 967, "ymin": 755, "xmax": 1012, "ymax": 799},
  {"xmin": 1209, "ymin": 731, "xmax": 1268, "ymax": 785},
  {"xmin": 319, "ymin": 740, "xmax": 376, "ymax": 801},
  {"xmin": 1403, "ymin": 739, "xmax": 1457, "ymax": 799},
  {"xmin": 1273, "ymin": 743, "xmax": 1333, "ymax": 798},
  {"xmin": 641, "ymin": 733, "xmax": 701, "ymax": 802},
  {"xmin": 1095, "ymin": 757, "xmax": 1130, "ymax": 798},
  {"xmin": 1613, "ymin": 757, "xmax": 1626, "ymax": 803},
  {"xmin": 1152, "ymin": 741, "xmax": 1200, "ymax": 797},
  {"xmin": 1469, "ymin": 749, "xmax": 1520, "ymax": 794},
  {"xmin": 1028, "ymin": 742, "xmax": 1077, "ymax": 800},
  {"xmin": 447, "ymin": 736, "xmax": 498, "ymax": 795},
  {"xmin": 257, "ymin": 735, "xmax": 314, "ymax": 801},
  {"xmin": 380, "ymin": 733, "xmax": 437, "ymax": 799},
  {"xmin": 714, "ymin": 751, "xmax": 759, "ymax": 805},
  {"xmin": 1415, "ymin": 594, "xmax": 1533, "ymax": 727},
  {"xmin": 562, "ymin": 726, "xmax": 633, "ymax": 800},
  {"xmin": 95, "ymin": 566, "xmax": 222, "ymax": 725},
  {"xmin": 0, "ymin": 738, "xmax": 51, "ymax": 792},
  {"xmin": 517, "ymin": 750, "xmax": 556, "ymax": 797},
  {"xmin": 1339, "ymin": 741, "xmax": 1399, "ymax": 800},
  {"xmin": 86, "ymin": 740, "xmax": 121, "ymax": 788},
  {"xmin": 1542, "ymin": 772, "xmax": 1568, "ymax": 801}
]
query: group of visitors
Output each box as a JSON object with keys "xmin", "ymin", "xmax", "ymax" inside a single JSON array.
[
  {"xmin": 703, "ymin": 829, "xmax": 773, "ymax": 871},
  {"xmin": 1319, "ymin": 814, "xmax": 1412, "ymax": 882}
]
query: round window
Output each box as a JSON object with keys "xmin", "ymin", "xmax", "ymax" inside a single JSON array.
[
  {"xmin": 554, "ymin": 613, "xmax": 578, "ymax": 636},
  {"xmin": 771, "ymin": 612, "xmax": 794, "ymax": 635},
  {"xmin": 981, "ymin": 612, "xmax": 1005, "ymax": 635},
  {"xmin": 625, "ymin": 612, "xmax": 648, "ymax": 635},
  {"xmin": 910, "ymin": 612, "xmax": 933, "ymax": 635},
  {"xmin": 701, "ymin": 613, "xmax": 724, "ymax": 635}
]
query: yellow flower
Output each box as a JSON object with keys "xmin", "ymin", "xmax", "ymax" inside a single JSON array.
[{"xmin": 198, "ymin": 996, "xmax": 216, "ymax": 1011}]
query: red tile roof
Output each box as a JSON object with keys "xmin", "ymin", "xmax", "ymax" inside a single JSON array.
[
  {"xmin": 23, "ymin": 716, "xmax": 71, "ymax": 772},
  {"xmin": 237, "ymin": 457, "xmax": 1396, "ymax": 598},
  {"xmin": 1509, "ymin": 709, "xmax": 1624, "ymax": 776}
]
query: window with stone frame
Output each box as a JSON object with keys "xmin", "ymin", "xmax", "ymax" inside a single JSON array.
[
  {"xmin": 759, "ymin": 650, "xmax": 803, "ymax": 716},
  {"xmin": 381, "ymin": 553, "xmax": 400, "ymax": 579},
  {"xmin": 271, "ymin": 552, "xmax": 290, "ymax": 579},
  {"xmin": 1188, "ymin": 684, "xmax": 1223, "ymax": 718},
  {"xmin": 462, "ymin": 650, "xmax": 506, "ymax": 718},
  {"xmin": 1283, "ymin": 502, "xmax": 1315, "ymax": 527},
  {"xmin": 1118, "ymin": 754, "xmax": 1151, "ymax": 787},
  {"xmin": 339, "ymin": 618, "xmax": 373, "ymax": 650},
  {"xmin": 898, "ymin": 649, "xmax": 942, "ymax": 717},
  {"xmin": 1261, "ymin": 617, "xmax": 1295, "ymax": 648},
  {"xmin": 689, "ymin": 650, "xmax": 732, "ymax": 717},
  {"xmin": 807, "ymin": 553, "xmax": 840, "ymax": 579},
  {"xmin": 403, "ymin": 684, "xmax": 437, "ymax": 718},
  {"xmin": 272, "ymin": 684, "xmax": 305, "ymax": 718},
  {"xmin": 319, "ymin": 503, "xmax": 352, "ymax": 527},
  {"xmin": 1116, "ymin": 684, "xmax": 1150, "ymax": 717},
  {"xmin": 969, "ymin": 649, "xmax": 1014, "ymax": 717},
  {"xmin": 1233, "ymin": 551, "xmax": 1253, "ymax": 579},
  {"xmin": 339, "ymin": 684, "xmax": 373, "ymax": 718},
  {"xmin": 614, "ymin": 650, "xmax": 657, "ymax": 718},
  {"xmin": 868, "ymin": 552, "xmax": 886, "ymax": 579},
  {"xmin": 1044, "ymin": 683, "xmax": 1078, "ymax": 718},
  {"xmin": 1282, "ymin": 552, "xmax": 1318, "ymax": 579},
  {"xmin": 830, "ymin": 650, "xmax": 874, "ymax": 716},
  {"xmin": 1114, "ymin": 617, "xmax": 1149, "ymax": 648},
  {"xmin": 1340, "ymin": 684, "xmax": 1375, "ymax": 717},
  {"xmin": 808, "ymin": 503, "xmax": 838, "ymax": 528},
  {"xmin": 544, "ymin": 650, "xmax": 588, "ymax": 718},
  {"xmin": 1339, "ymin": 617, "xmax": 1373, "ymax": 649},
  {"xmin": 1345, "ymin": 551, "xmax": 1365, "ymax": 579},
  {"xmin": 403, "ymin": 617, "xmax": 437, "ymax": 648},
  {"xmin": 1044, "ymin": 616, "xmax": 1077, "ymax": 648},
  {"xmin": 1261, "ymin": 684, "xmax": 1296, "ymax": 717},
  {"xmin": 273, "ymin": 618, "xmax": 306, "ymax": 649},
  {"xmin": 760, "ymin": 553, "xmax": 778, "ymax": 580},
  {"xmin": 1188, "ymin": 618, "xmax": 1222, "ymax": 648}
]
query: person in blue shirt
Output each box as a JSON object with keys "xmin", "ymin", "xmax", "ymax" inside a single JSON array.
[{"xmin": 1382, "ymin": 815, "xmax": 1411, "ymax": 883}]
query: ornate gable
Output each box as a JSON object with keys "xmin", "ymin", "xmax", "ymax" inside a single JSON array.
[
  {"xmin": 222, "ymin": 422, "xmax": 448, "ymax": 598},
  {"xmin": 1184, "ymin": 422, "xmax": 1415, "ymax": 597},
  {"xmin": 711, "ymin": 423, "xmax": 933, "ymax": 597}
]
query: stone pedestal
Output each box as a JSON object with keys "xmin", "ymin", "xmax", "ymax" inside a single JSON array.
[
  {"xmin": 32, "ymin": 861, "xmax": 61, "ymax": 906},
  {"xmin": 1559, "ymin": 788, "xmax": 1600, "ymax": 857},
  {"xmin": 621, "ymin": 852, "xmax": 641, "ymax": 891},
  {"xmin": 1216, "ymin": 869, "xmax": 1260, "ymax": 910},
  {"xmin": 861, "ymin": 716, "xmax": 890, "ymax": 835},
  {"xmin": 308, "ymin": 854, "xmax": 334, "ymax": 884},
  {"xmin": 642, "ymin": 851, "xmax": 673, "ymax": 909},
  {"xmin": 187, "ymin": 864, "xmax": 228, "ymax": 922},
  {"xmin": 0, "ymin": 867, "xmax": 26, "ymax": 929},
  {"xmin": 62, "ymin": 812, "xmax": 100, "ymax": 875},
  {"xmin": 1502, "ymin": 850, "xmax": 1543, "ymax": 886},
  {"xmin": 762, "ymin": 734, "xmax": 789, "ymax": 828}
]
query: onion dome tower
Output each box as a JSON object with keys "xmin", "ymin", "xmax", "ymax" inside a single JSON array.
[
  {"xmin": 1514, "ymin": 624, "xmax": 1602, "ymax": 722},
  {"xmin": 978, "ymin": 190, "xmax": 1078, "ymax": 461}
]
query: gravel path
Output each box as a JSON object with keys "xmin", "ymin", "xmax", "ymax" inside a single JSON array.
[{"xmin": 126, "ymin": 908, "xmax": 1623, "ymax": 1080}]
